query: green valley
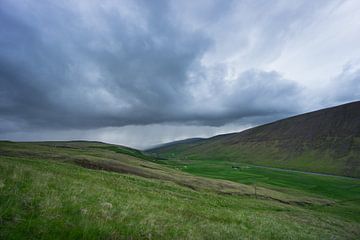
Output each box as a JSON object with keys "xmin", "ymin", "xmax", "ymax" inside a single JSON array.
[
  {"xmin": 1, "ymin": 141, "xmax": 360, "ymax": 239},
  {"xmin": 150, "ymin": 101, "xmax": 360, "ymax": 178}
]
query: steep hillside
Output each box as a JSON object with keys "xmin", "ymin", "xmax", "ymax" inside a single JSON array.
[{"xmin": 150, "ymin": 101, "xmax": 360, "ymax": 177}]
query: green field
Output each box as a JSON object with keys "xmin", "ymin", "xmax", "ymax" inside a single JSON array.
[
  {"xmin": 154, "ymin": 158, "xmax": 360, "ymax": 221},
  {"xmin": 1, "ymin": 141, "xmax": 360, "ymax": 239}
]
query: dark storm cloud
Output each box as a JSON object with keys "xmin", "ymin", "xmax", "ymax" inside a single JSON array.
[{"xmin": 0, "ymin": 0, "xmax": 302, "ymax": 132}]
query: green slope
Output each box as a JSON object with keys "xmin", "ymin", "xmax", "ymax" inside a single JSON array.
[
  {"xmin": 1, "ymin": 141, "xmax": 360, "ymax": 239},
  {"xmin": 150, "ymin": 101, "xmax": 360, "ymax": 177}
]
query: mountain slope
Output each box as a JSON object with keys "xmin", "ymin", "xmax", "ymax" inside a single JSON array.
[
  {"xmin": 147, "ymin": 138, "xmax": 205, "ymax": 153},
  {"xmin": 150, "ymin": 101, "xmax": 360, "ymax": 177}
]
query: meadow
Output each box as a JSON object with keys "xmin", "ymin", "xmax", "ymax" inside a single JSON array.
[
  {"xmin": 1, "ymin": 141, "xmax": 360, "ymax": 239},
  {"xmin": 154, "ymin": 158, "xmax": 360, "ymax": 222}
]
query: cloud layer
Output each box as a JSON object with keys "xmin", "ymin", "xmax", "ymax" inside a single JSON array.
[{"xmin": 1, "ymin": 0, "xmax": 360, "ymax": 147}]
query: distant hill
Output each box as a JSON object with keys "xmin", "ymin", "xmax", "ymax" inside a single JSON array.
[
  {"xmin": 147, "ymin": 138, "xmax": 205, "ymax": 151},
  {"xmin": 149, "ymin": 101, "xmax": 360, "ymax": 177}
]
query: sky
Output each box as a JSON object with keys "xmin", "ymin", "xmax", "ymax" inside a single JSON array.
[{"xmin": 1, "ymin": 0, "xmax": 360, "ymax": 149}]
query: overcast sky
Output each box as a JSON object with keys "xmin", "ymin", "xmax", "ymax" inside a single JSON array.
[{"xmin": 1, "ymin": 0, "xmax": 360, "ymax": 149}]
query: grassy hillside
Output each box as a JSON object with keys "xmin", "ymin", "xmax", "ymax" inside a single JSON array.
[
  {"xmin": 1, "ymin": 141, "xmax": 360, "ymax": 239},
  {"xmin": 150, "ymin": 101, "xmax": 360, "ymax": 177}
]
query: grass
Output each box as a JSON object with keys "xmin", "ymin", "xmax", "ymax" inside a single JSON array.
[
  {"xmin": 90, "ymin": 145, "xmax": 158, "ymax": 162},
  {"xmin": 1, "ymin": 141, "xmax": 360, "ymax": 239},
  {"xmin": 154, "ymin": 158, "xmax": 360, "ymax": 222}
]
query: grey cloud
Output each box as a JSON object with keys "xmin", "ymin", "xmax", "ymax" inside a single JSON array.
[
  {"xmin": 1, "ymin": 0, "xmax": 303, "ymax": 134},
  {"xmin": 329, "ymin": 64, "xmax": 360, "ymax": 104},
  {"xmin": 182, "ymin": 69, "xmax": 302, "ymax": 126}
]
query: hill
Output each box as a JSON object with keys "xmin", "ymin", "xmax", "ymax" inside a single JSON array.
[
  {"xmin": 149, "ymin": 101, "xmax": 360, "ymax": 177},
  {"xmin": 147, "ymin": 138, "xmax": 205, "ymax": 151},
  {"xmin": 1, "ymin": 140, "xmax": 360, "ymax": 239}
]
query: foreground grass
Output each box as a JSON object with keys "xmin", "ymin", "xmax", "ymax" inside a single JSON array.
[{"xmin": 1, "ymin": 141, "xmax": 360, "ymax": 239}]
